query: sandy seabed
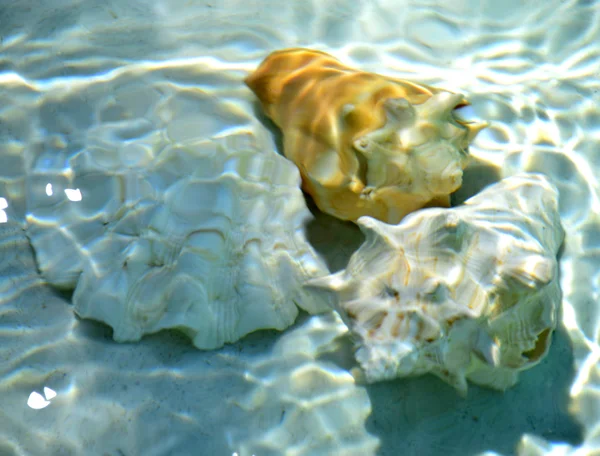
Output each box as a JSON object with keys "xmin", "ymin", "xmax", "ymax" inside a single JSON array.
[{"xmin": 1, "ymin": 0, "xmax": 599, "ymax": 455}]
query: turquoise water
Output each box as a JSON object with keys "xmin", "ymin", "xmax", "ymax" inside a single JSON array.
[{"xmin": 1, "ymin": 1, "xmax": 599, "ymax": 455}]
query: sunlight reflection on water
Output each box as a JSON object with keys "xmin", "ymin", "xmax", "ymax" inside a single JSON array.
[{"xmin": 0, "ymin": 0, "xmax": 599, "ymax": 455}]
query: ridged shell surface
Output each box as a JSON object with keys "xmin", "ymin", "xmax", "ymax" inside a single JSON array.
[
  {"xmin": 245, "ymin": 48, "xmax": 487, "ymax": 224},
  {"xmin": 308, "ymin": 173, "xmax": 564, "ymax": 394},
  {"xmin": 28, "ymin": 132, "xmax": 331, "ymax": 349}
]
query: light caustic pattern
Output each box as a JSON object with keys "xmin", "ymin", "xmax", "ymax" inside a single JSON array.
[{"xmin": 0, "ymin": 0, "xmax": 599, "ymax": 455}]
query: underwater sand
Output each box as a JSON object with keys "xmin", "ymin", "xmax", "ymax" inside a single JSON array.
[{"xmin": 0, "ymin": 0, "xmax": 599, "ymax": 454}]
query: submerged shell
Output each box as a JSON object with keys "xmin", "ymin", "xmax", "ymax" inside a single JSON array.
[
  {"xmin": 245, "ymin": 48, "xmax": 487, "ymax": 224},
  {"xmin": 29, "ymin": 132, "xmax": 331, "ymax": 349},
  {"xmin": 308, "ymin": 173, "xmax": 564, "ymax": 394}
]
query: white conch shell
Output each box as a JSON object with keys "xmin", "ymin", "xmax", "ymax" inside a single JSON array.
[
  {"xmin": 308, "ymin": 173, "xmax": 564, "ymax": 394},
  {"xmin": 29, "ymin": 132, "xmax": 331, "ymax": 349},
  {"xmin": 245, "ymin": 48, "xmax": 488, "ymax": 224}
]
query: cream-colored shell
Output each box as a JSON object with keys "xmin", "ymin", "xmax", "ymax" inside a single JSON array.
[
  {"xmin": 245, "ymin": 48, "xmax": 487, "ymax": 224},
  {"xmin": 308, "ymin": 173, "xmax": 564, "ymax": 394},
  {"xmin": 71, "ymin": 134, "xmax": 333, "ymax": 349},
  {"xmin": 29, "ymin": 133, "xmax": 331, "ymax": 349}
]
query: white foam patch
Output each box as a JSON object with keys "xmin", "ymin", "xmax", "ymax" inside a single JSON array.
[{"xmin": 27, "ymin": 392, "xmax": 51, "ymax": 410}]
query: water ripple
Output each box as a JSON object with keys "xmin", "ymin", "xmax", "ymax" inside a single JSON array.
[{"xmin": 1, "ymin": 0, "xmax": 600, "ymax": 455}]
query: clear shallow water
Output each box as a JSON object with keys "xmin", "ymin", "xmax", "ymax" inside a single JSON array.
[{"xmin": 0, "ymin": 0, "xmax": 599, "ymax": 455}]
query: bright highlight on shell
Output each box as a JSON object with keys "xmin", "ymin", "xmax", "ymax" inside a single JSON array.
[{"xmin": 245, "ymin": 48, "xmax": 488, "ymax": 224}]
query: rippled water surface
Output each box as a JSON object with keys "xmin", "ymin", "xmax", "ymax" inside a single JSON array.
[{"xmin": 1, "ymin": 1, "xmax": 599, "ymax": 455}]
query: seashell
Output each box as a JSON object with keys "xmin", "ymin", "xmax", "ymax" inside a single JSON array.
[
  {"xmin": 245, "ymin": 48, "xmax": 488, "ymax": 224},
  {"xmin": 307, "ymin": 173, "xmax": 564, "ymax": 394},
  {"xmin": 72, "ymin": 134, "xmax": 334, "ymax": 349},
  {"xmin": 28, "ymin": 132, "xmax": 332, "ymax": 350}
]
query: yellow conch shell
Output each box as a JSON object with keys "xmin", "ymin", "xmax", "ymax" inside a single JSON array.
[{"xmin": 245, "ymin": 48, "xmax": 488, "ymax": 223}]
